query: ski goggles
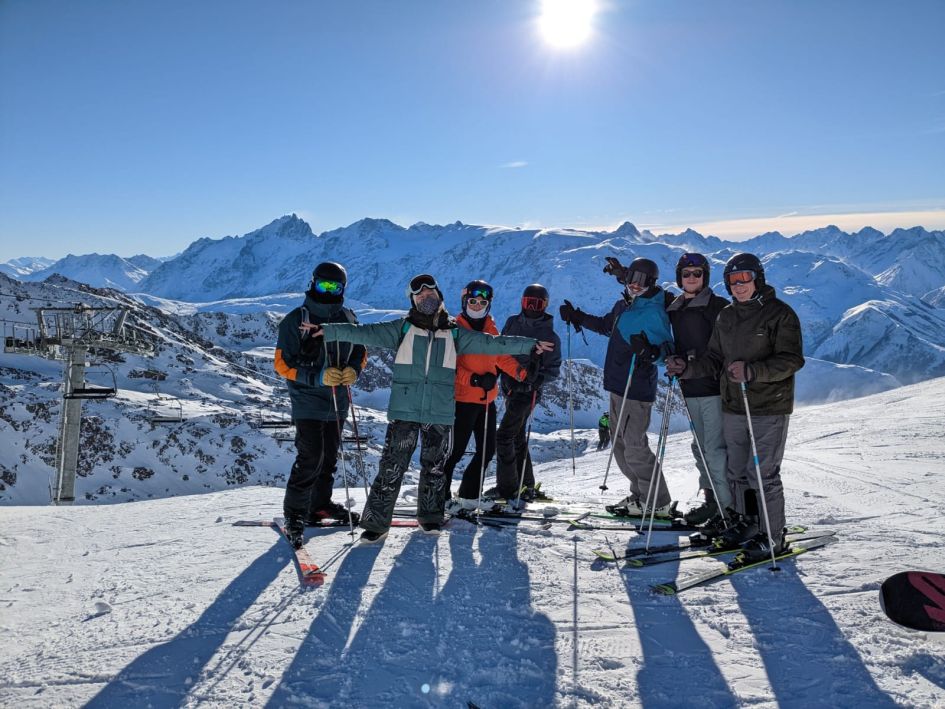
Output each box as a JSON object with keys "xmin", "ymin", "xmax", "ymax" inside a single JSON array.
[
  {"xmin": 625, "ymin": 270, "xmax": 651, "ymax": 288},
  {"xmin": 680, "ymin": 268, "xmax": 704, "ymax": 279},
  {"xmin": 465, "ymin": 297, "xmax": 490, "ymax": 307},
  {"xmin": 408, "ymin": 274, "xmax": 439, "ymax": 294},
  {"xmin": 726, "ymin": 270, "xmax": 756, "ymax": 286},
  {"xmin": 522, "ymin": 296, "xmax": 548, "ymax": 311},
  {"xmin": 466, "ymin": 286, "xmax": 493, "ymax": 301},
  {"xmin": 313, "ymin": 279, "xmax": 344, "ymax": 295}
]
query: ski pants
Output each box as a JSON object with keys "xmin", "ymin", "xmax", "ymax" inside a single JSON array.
[
  {"xmin": 684, "ymin": 395, "xmax": 732, "ymax": 510},
  {"xmin": 722, "ymin": 412, "xmax": 789, "ymax": 534},
  {"xmin": 597, "ymin": 426, "xmax": 611, "ymax": 451},
  {"xmin": 283, "ymin": 418, "xmax": 341, "ymax": 520},
  {"xmin": 495, "ymin": 392, "xmax": 536, "ymax": 498},
  {"xmin": 360, "ymin": 420, "xmax": 452, "ymax": 532},
  {"xmin": 443, "ymin": 400, "xmax": 497, "ymax": 500},
  {"xmin": 609, "ymin": 392, "xmax": 672, "ymax": 508}
]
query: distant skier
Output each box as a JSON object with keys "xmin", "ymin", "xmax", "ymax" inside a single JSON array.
[
  {"xmin": 666, "ymin": 253, "xmax": 731, "ymax": 526},
  {"xmin": 443, "ymin": 280, "xmax": 529, "ymax": 514},
  {"xmin": 489, "ymin": 284, "xmax": 562, "ymax": 504},
  {"xmin": 309, "ymin": 274, "xmax": 554, "ymax": 542},
  {"xmin": 596, "ymin": 412, "xmax": 611, "ymax": 451},
  {"xmin": 558, "ymin": 257, "xmax": 676, "ymax": 517},
  {"xmin": 666, "ymin": 253, "xmax": 804, "ymax": 562},
  {"xmin": 274, "ymin": 262, "xmax": 367, "ymax": 548}
]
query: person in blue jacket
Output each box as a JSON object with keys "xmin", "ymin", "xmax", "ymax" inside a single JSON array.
[{"xmin": 559, "ymin": 257, "xmax": 676, "ymax": 516}]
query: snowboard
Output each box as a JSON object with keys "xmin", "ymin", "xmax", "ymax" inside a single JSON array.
[{"xmin": 879, "ymin": 571, "xmax": 945, "ymax": 632}]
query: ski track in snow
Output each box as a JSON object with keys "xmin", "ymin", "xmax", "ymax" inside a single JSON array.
[{"xmin": 2, "ymin": 379, "xmax": 945, "ymax": 707}]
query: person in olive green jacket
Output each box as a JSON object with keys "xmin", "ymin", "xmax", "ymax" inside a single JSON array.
[
  {"xmin": 307, "ymin": 273, "xmax": 554, "ymax": 543},
  {"xmin": 666, "ymin": 253, "xmax": 804, "ymax": 562}
]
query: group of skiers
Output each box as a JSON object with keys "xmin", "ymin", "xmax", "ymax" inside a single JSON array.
[{"xmin": 273, "ymin": 250, "xmax": 804, "ymax": 562}]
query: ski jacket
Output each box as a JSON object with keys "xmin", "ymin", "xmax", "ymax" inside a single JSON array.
[
  {"xmin": 685, "ymin": 285, "xmax": 804, "ymax": 415},
  {"xmin": 499, "ymin": 311, "xmax": 562, "ymax": 396},
  {"xmin": 273, "ymin": 296, "xmax": 367, "ymax": 421},
  {"xmin": 580, "ymin": 289, "xmax": 674, "ymax": 402},
  {"xmin": 667, "ymin": 286, "xmax": 729, "ymax": 398},
  {"xmin": 454, "ymin": 314, "xmax": 526, "ymax": 404},
  {"xmin": 598, "ymin": 413, "xmax": 610, "ymax": 429},
  {"xmin": 321, "ymin": 312, "xmax": 536, "ymax": 425}
]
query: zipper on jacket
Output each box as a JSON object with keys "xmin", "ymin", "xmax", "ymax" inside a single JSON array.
[{"xmin": 424, "ymin": 331, "xmax": 434, "ymax": 376}]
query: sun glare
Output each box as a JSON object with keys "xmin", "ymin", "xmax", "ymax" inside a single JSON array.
[{"xmin": 539, "ymin": 0, "xmax": 596, "ymax": 49}]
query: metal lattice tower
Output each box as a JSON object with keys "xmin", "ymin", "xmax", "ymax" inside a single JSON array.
[{"xmin": 3, "ymin": 303, "xmax": 152, "ymax": 504}]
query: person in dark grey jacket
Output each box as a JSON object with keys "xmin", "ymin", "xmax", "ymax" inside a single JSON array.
[
  {"xmin": 491, "ymin": 284, "xmax": 562, "ymax": 502},
  {"xmin": 273, "ymin": 262, "xmax": 367, "ymax": 548},
  {"xmin": 666, "ymin": 253, "xmax": 804, "ymax": 561}
]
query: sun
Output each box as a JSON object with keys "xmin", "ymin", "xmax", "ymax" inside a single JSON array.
[{"xmin": 539, "ymin": 0, "xmax": 597, "ymax": 49}]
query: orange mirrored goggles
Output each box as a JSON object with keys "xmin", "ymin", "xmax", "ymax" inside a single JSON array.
[{"xmin": 726, "ymin": 270, "xmax": 756, "ymax": 285}]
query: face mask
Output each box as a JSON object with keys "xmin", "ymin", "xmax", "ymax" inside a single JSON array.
[
  {"xmin": 416, "ymin": 296, "xmax": 440, "ymax": 315},
  {"xmin": 465, "ymin": 306, "xmax": 487, "ymax": 320}
]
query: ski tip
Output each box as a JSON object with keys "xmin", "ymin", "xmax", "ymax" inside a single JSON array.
[
  {"xmin": 651, "ymin": 583, "xmax": 678, "ymax": 596},
  {"xmin": 300, "ymin": 571, "xmax": 327, "ymax": 587},
  {"xmin": 626, "ymin": 558, "xmax": 644, "ymax": 568},
  {"xmin": 592, "ymin": 550, "xmax": 617, "ymax": 562}
]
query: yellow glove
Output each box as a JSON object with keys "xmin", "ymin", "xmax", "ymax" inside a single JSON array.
[
  {"xmin": 340, "ymin": 366, "xmax": 358, "ymax": 386},
  {"xmin": 320, "ymin": 367, "xmax": 344, "ymax": 386}
]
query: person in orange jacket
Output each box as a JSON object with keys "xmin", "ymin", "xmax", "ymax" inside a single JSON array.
[{"xmin": 443, "ymin": 280, "xmax": 528, "ymax": 513}]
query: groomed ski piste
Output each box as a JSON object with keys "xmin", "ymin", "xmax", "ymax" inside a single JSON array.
[{"xmin": 2, "ymin": 377, "xmax": 944, "ymax": 708}]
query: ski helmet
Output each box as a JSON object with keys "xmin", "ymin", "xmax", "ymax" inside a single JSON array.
[
  {"xmin": 521, "ymin": 283, "xmax": 549, "ymax": 315},
  {"xmin": 723, "ymin": 253, "xmax": 765, "ymax": 295},
  {"xmin": 675, "ymin": 253, "xmax": 710, "ymax": 289},
  {"xmin": 462, "ymin": 279, "xmax": 493, "ymax": 316},
  {"xmin": 626, "ymin": 258, "xmax": 659, "ymax": 289},
  {"xmin": 309, "ymin": 262, "xmax": 347, "ymax": 303},
  {"xmin": 405, "ymin": 273, "xmax": 444, "ymax": 304}
]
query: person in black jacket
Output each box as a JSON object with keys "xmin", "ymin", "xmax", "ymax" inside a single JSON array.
[
  {"xmin": 666, "ymin": 253, "xmax": 731, "ymax": 525},
  {"xmin": 490, "ymin": 284, "xmax": 562, "ymax": 503},
  {"xmin": 273, "ymin": 262, "xmax": 367, "ymax": 548}
]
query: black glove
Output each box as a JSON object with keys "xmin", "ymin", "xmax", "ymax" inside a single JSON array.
[
  {"xmin": 629, "ymin": 332, "xmax": 660, "ymax": 365},
  {"xmin": 470, "ymin": 372, "xmax": 497, "ymax": 392},
  {"xmin": 558, "ymin": 299, "xmax": 585, "ymax": 327},
  {"xmin": 603, "ymin": 256, "xmax": 629, "ymax": 284},
  {"xmin": 301, "ymin": 368, "xmax": 320, "ymax": 387},
  {"xmin": 665, "ymin": 355, "xmax": 688, "ymax": 377},
  {"xmin": 525, "ymin": 356, "xmax": 543, "ymax": 386}
]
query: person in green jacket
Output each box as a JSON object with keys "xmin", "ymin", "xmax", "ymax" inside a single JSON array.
[
  {"xmin": 307, "ymin": 273, "xmax": 555, "ymax": 543},
  {"xmin": 597, "ymin": 412, "xmax": 611, "ymax": 451},
  {"xmin": 666, "ymin": 253, "xmax": 804, "ymax": 562}
]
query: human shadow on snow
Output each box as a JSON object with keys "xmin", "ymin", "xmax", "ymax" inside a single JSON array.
[
  {"xmin": 731, "ymin": 567, "xmax": 899, "ymax": 708},
  {"xmin": 85, "ymin": 538, "xmax": 290, "ymax": 709},
  {"xmin": 620, "ymin": 550, "xmax": 739, "ymax": 709},
  {"xmin": 274, "ymin": 524, "xmax": 558, "ymax": 708}
]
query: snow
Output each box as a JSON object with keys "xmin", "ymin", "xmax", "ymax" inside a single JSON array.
[{"xmin": 2, "ymin": 377, "xmax": 944, "ymax": 707}]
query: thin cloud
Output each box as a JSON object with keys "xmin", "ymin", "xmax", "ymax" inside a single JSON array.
[{"xmin": 500, "ymin": 161, "xmax": 528, "ymax": 169}]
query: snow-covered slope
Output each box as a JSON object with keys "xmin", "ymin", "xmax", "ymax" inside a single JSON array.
[
  {"xmin": 0, "ymin": 256, "xmax": 54, "ymax": 278},
  {"xmin": 2, "ymin": 378, "xmax": 943, "ymax": 708},
  {"xmin": 22, "ymin": 253, "xmax": 151, "ymax": 291}
]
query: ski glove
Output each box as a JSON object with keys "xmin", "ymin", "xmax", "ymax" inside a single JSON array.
[
  {"xmin": 558, "ymin": 300, "xmax": 585, "ymax": 327},
  {"xmin": 727, "ymin": 360, "xmax": 754, "ymax": 384},
  {"xmin": 603, "ymin": 256, "xmax": 629, "ymax": 284},
  {"xmin": 470, "ymin": 371, "xmax": 497, "ymax": 393},
  {"xmin": 339, "ymin": 366, "xmax": 358, "ymax": 386},
  {"xmin": 664, "ymin": 355, "xmax": 688, "ymax": 377},
  {"xmin": 629, "ymin": 332, "xmax": 661, "ymax": 366},
  {"xmin": 321, "ymin": 367, "xmax": 345, "ymax": 386}
]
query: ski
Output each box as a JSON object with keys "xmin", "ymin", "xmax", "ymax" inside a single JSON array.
[
  {"xmin": 651, "ymin": 534, "xmax": 838, "ymax": 595},
  {"xmin": 233, "ymin": 518, "xmax": 419, "ymax": 528},
  {"xmin": 273, "ymin": 517, "xmax": 327, "ymax": 588},
  {"xmin": 620, "ymin": 530, "xmax": 835, "ymax": 568},
  {"xmin": 880, "ymin": 571, "xmax": 945, "ymax": 632},
  {"xmin": 592, "ymin": 524, "xmax": 810, "ymax": 561}
]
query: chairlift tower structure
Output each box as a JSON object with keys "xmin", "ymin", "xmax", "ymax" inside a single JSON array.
[{"xmin": 3, "ymin": 303, "xmax": 152, "ymax": 504}]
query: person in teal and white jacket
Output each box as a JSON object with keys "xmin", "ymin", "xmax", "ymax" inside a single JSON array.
[{"xmin": 307, "ymin": 273, "xmax": 555, "ymax": 543}]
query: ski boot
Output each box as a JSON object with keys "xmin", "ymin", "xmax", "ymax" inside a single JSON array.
[
  {"xmin": 308, "ymin": 501, "xmax": 360, "ymax": 527},
  {"xmin": 710, "ymin": 514, "xmax": 759, "ymax": 551},
  {"xmin": 732, "ymin": 528, "xmax": 789, "ymax": 566},
  {"xmin": 283, "ymin": 516, "xmax": 305, "ymax": 549},
  {"xmin": 605, "ymin": 495, "xmax": 644, "ymax": 517},
  {"xmin": 683, "ymin": 501, "xmax": 716, "ymax": 526},
  {"xmin": 359, "ymin": 529, "xmax": 388, "ymax": 544}
]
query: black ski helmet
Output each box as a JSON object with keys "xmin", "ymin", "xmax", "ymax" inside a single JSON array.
[
  {"xmin": 675, "ymin": 253, "xmax": 710, "ymax": 289},
  {"xmin": 626, "ymin": 258, "xmax": 659, "ymax": 289},
  {"xmin": 462, "ymin": 279, "xmax": 493, "ymax": 314},
  {"xmin": 521, "ymin": 283, "xmax": 549, "ymax": 314},
  {"xmin": 723, "ymin": 253, "xmax": 765, "ymax": 295},
  {"xmin": 405, "ymin": 273, "xmax": 444, "ymax": 304},
  {"xmin": 308, "ymin": 261, "xmax": 347, "ymax": 303}
]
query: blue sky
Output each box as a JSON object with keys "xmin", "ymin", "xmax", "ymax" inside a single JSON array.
[{"xmin": 1, "ymin": 0, "xmax": 943, "ymax": 260}]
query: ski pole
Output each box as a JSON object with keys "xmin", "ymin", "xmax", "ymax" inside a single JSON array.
[
  {"xmin": 330, "ymin": 386, "xmax": 357, "ymax": 537},
  {"xmin": 346, "ymin": 385, "xmax": 370, "ymax": 499},
  {"xmin": 680, "ymin": 394, "xmax": 728, "ymax": 527},
  {"xmin": 740, "ymin": 381, "xmax": 779, "ymax": 570},
  {"xmin": 599, "ymin": 353, "xmax": 636, "ymax": 492},
  {"xmin": 643, "ymin": 376, "xmax": 677, "ymax": 551},
  {"xmin": 475, "ymin": 399, "xmax": 491, "ymax": 523},
  {"xmin": 513, "ymin": 389, "xmax": 539, "ymax": 509},
  {"xmin": 567, "ymin": 324, "xmax": 576, "ymax": 476}
]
